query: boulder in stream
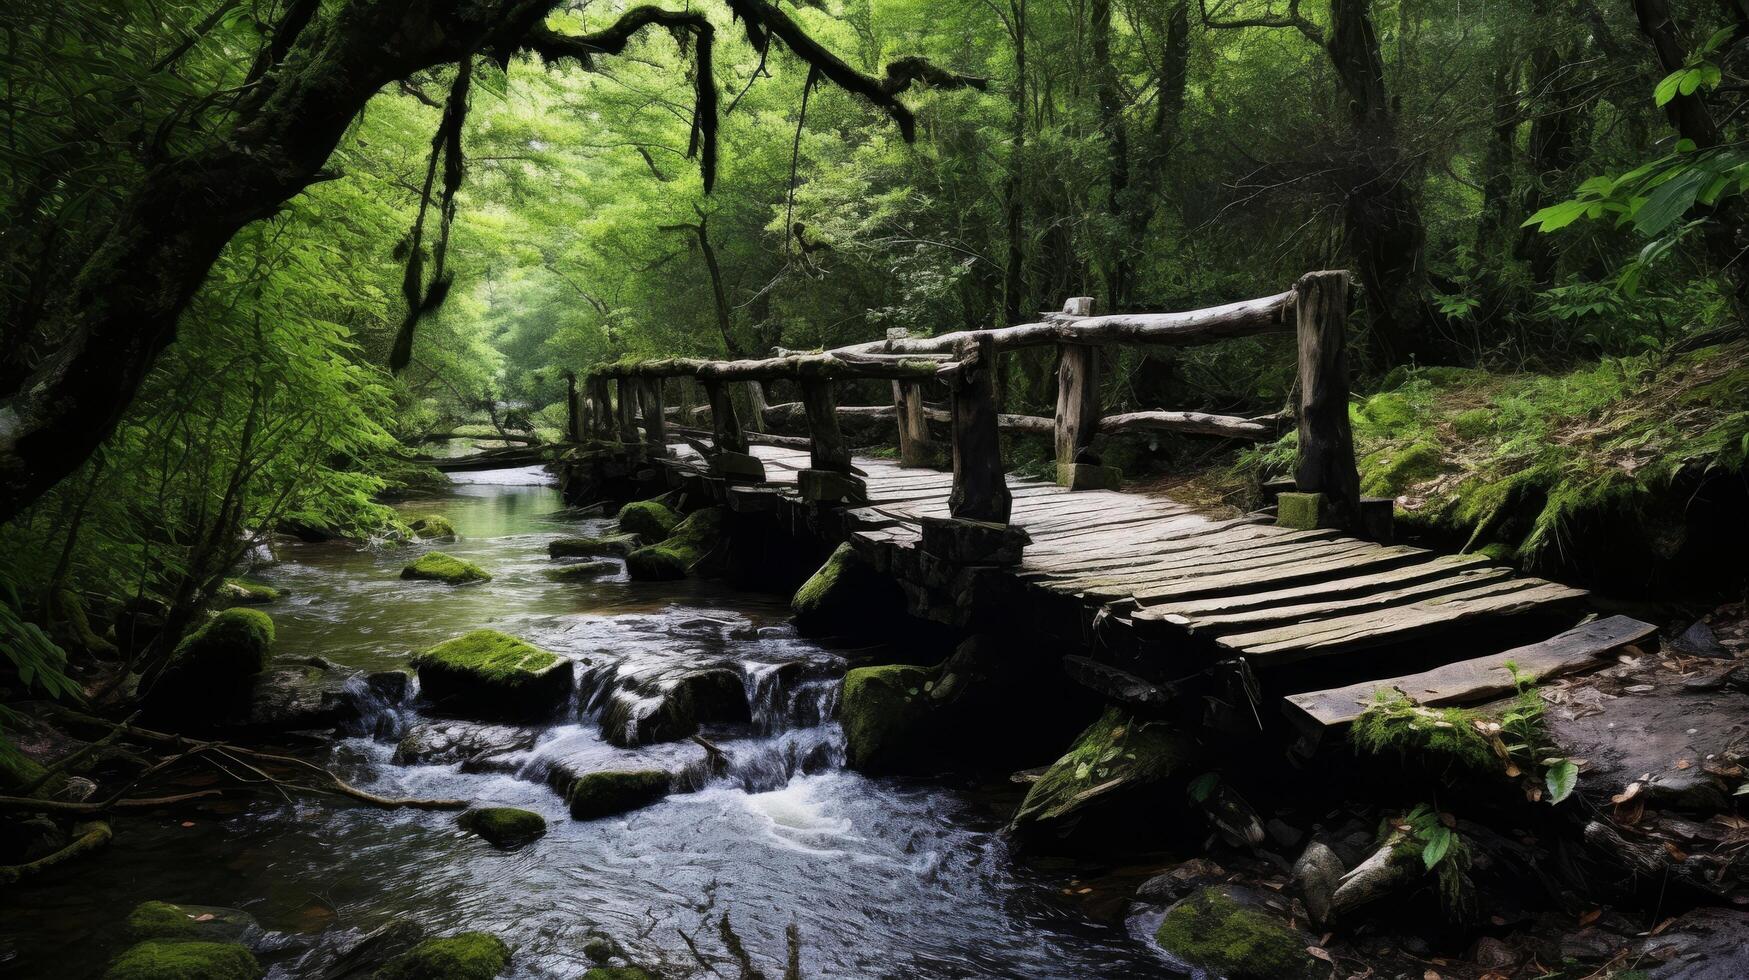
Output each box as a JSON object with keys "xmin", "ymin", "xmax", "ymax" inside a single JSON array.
[
  {"xmin": 1008, "ymin": 706, "xmax": 1195, "ymax": 841},
  {"xmin": 102, "ymin": 940, "xmax": 263, "ymax": 980},
  {"xmin": 146, "ymin": 608, "xmax": 274, "ymax": 724},
  {"xmin": 411, "ymin": 630, "xmax": 574, "ymax": 720},
  {"xmin": 408, "ymin": 514, "xmax": 458, "ymax": 541},
  {"xmin": 125, "ymin": 900, "xmax": 258, "ymax": 945},
  {"xmin": 563, "ymin": 769, "xmax": 670, "ymax": 820},
  {"xmin": 839, "ymin": 663, "xmax": 939, "ymax": 773},
  {"xmin": 1154, "ymin": 885, "xmax": 1321, "ymax": 980},
  {"xmin": 625, "ymin": 507, "xmax": 723, "ymax": 581},
  {"xmin": 548, "ymin": 534, "xmax": 643, "ymax": 559},
  {"xmin": 217, "ymin": 578, "xmax": 280, "ymax": 607},
  {"xmin": 400, "ymin": 552, "xmax": 491, "ymax": 584},
  {"xmin": 600, "ymin": 666, "xmax": 748, "ymax": 747},
  {"xmin": 616, "ymin": 499, "xmax": 679, "ymax": 538},
  {"xmin": 374, "ymin": 932, "xmax": 509, "ymax": 980},
  {"xmin": 790, "ymin": 542, "xmax": 891, "ymax": 635},
  {"xmin": 457, "ymin": 807, "xmax": 547, "ymax": 849},
  {"xmin": 544, "ymin": 559, "xmax": 618, "ymax": 582},
  {"xmin": 394, "ymin": 720, "xmax": 536, "ymax": 766}
]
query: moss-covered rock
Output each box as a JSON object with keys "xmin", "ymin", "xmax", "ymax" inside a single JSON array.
[
  {"xmin": 840, "ymin": 664, "xmax": 940, "ymax": 774},
  {"xmin": 411, "ymin": 630, "xmax": 574, "ymax": 720},
  {"xmin": 50, "ymin": 587, "xmax": 119, "ymax": 655},
  {"xmin": 408, "ymin": 515, "xmax": 458, "ymax": 541},
  {"xmin": 457, "ymin": 807, "xmax": 547, "ymax": 849},
  {"xmin": 790, "ymin": 543, "xmax": 884, "ymax": 634},
  {"xmin": 598, "ymin": 667, "xmax": 748, "ymax": 747},
  {"xmin": 617, "ymin": 499, "xmax": 679, "ymax": 539},
  {"xmin": 626, "ymin": 508, "xmax": 723, "ymax": 581},
  {"xmin": 102, "ymin": 940, "xmax": 262, "ymax": 980},
  {"xmin": 125, "ymin": 902, "xmax": 257, "ymax": 945},
  {"xmin": 564, "ymin": 769, "xmax": 670, "ymax": 820},
  {"xmin": 581, "ymin": 969, "xmax": 659, "ymax": 980},
  {"xmin": 374, "ymin": 932, "xmax": 509, "ymax": 980},
  {"xmin": 401, "ymin": 552, "xmax": 491, "ymax": 584},
  {"xmin": 1154, "ymin": 886, "xmax": 1319, "ymax": 980},
  {"xmin": 149, "ymin": 609, "xmax": 274, "ymax": 722},
  {"xmin": 217, "ymin": 579, "xmax": 279, "ymax": 607},
  {"xmin": 543, "ymin": 559, "xmax": 618, "ymax": 581},
  {"xmin": 1009, "ymin": 707, "xmax": 1194, "ymax": 835},
  {"xmin": 548, "ymin": 534, "xmax": 643, "ymax": 559}
]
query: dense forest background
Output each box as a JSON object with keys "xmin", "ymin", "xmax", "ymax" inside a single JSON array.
[{"xmin": 5, "ymin": 0, "xmax": 1749, "ymax": 698}]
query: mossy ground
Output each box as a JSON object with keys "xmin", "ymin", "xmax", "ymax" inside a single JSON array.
[
  {"xmin": 616, "ymin": 499, "xmax": 679, "ymax": 538},
  {"xmin": 375, "ymin": 932, "xmax": 509, "ymax": 980},
  {"xmin": 401, "ymin": 551, "xmax": 491, "ymax": 584},
  {"xmin": 1154, "ymin": 887, "xmax": 1317, "ymax": 980},
  {"xmin": 1234, "ymin": 343, "xmax": 1749, "ymax": 585},
  {"xmin": 102, "ymin": 940, "xmax": 262, "ymax": 980}
]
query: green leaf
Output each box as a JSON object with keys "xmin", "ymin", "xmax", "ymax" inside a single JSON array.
[
  {"xmin": 1703, "ymin": 26, "xmax": 1736, "ymax": 54},
  {"xmin": 1522, "ymin": 198, "xmax": 1591, "ymax": 231},
  {"xmin": 1422, "ymin": 825, "xmax": 1453, "ymax": 870},
  {"xmin": 1655, "ymin": 70, "xmax": 1685, "ymax": 106},
  {"xmin": 1187, "ymin": 772, "xmax": 1220, "ymax": 803},
  {"xmin": 1546, "ymin": 760, "xmax": 1579, "ymax": 804},
  {"xmin": 1633, "ymin": 169, "xmax": 1709, "ymax": 235},
  {"xmin": 1678, "ymin": 69, "xmax": 1704, "ymax": 97}
]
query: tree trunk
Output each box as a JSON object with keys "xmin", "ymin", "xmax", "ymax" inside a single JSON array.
[
  {"xmin": 1001, "ymin": 0, "xmax": 1029, "ymax": 328},
  {"xmin": 1091, "ymin": 0, "xmax": 1129, "ymax": 310},
  {"xmin": 1514, "ymin": 0, "xmax": 1588, "ymax": 287}
]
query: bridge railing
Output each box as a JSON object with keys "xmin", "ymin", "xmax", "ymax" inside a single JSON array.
[{"xmin": 578, "ymin": 270, "xmax": 1362, "ymax": 535}]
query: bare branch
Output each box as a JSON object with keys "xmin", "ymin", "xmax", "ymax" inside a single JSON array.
[{"xmin": 1198, "ymin": 0, "xmax": 1323, "ymax": 44}]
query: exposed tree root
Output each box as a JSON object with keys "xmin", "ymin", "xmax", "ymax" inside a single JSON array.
[{"xmin": 0, "ymin": 820, "xmax": 112, "ymax": 885}]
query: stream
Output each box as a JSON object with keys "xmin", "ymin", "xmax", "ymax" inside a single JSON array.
[{"xmin": 1, "ymin": 466, "xmax": 1177, "ymax": 978}]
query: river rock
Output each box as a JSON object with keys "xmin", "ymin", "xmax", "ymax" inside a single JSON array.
[
  {"xmin": 411, "ymin": 630, "xmax": 574, "ymax": 720},
  {"xmin": 544, "ymin": 559, "xmax": 618, "ymax": 581},
  {"xmin": 125, "ymin": 900, "xmax": 258, "ymax": 945},
  {"xmin": 839, "ymin": 663, "xmax": 940, "ymax": 773},
  {"xmin": 408, "ymin": 514, "xmax": 457, "ymax": 541},
  {"xmin": 1291, "ymin": 841, "xmax": 1344, "ymax": 927},
  {"xmin": 145, "ymin": 608, "xmax": 275, "ymax": 725},
  {"xmin": 626, "ymin": 507, "xmax": 723, "ymax": 581},
  {"xmin": 102, "ymin": 940, "xmax": 263, "ymax": 980},
  {"xmin": 617, "ymin": 499, "xmax": 680, "ymax": 538},
  {"xmin": 374, "ymin": 932, "xmax": 509, "ymax": 980},
  {"xmin": 394, "ymin": 721, "xmax": 537, "ymax": 766},
  {"xmin": 1008, "ymin": 706, "xmax": 1195, "ymax": 840},
  {"xmin": 600, "ymin": 666, "xmax": 748, "ymax": 747},
  {"xmin": 1671, "ymin": 620, "xmax": 1730, "ymax": 659},
  {"xmin": 548, "ymin": 534, "xmax": 643, "ymax": 559},
  {"xmin": 457, "ymin": 807, "xmax": 547, "ymax": 849},
  {"xmin": 286, "ymin": 918, "xmax": 425, "ymax": 979},
  {"xmin": 218, "ymin": 578, "xmax": 280, "ymax": 607},
  {"xmin": 563, "ymin": 769, "xmax": 670, "ymax": 820},
  {"xmin": 400, "ymin": 551, "xmax": 491, "ymax": 584},
  {"xmin": 1154, "ymin": 885, "xmax": 1320, "ymax": 980},
  {"xmin": 791, "ymin": 542, "xmax": 891, "ymax": 635},
  {"xmin": 1136, "ymin": 858, "xmax": 1226, "ymax": 905},
  {"xmin": 1637, "ymin": 906, "xmax": 1749, "ymax": 978},
  {"xmin": 242, "ymin": 663, "xmax": 360, "ymax": 732}
]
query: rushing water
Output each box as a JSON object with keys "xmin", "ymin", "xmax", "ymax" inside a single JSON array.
[{"xmin": 1, "ymin": 467, "xmax": 1177, "ymax": 978}]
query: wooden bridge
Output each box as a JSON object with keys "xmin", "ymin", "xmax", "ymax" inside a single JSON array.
[{"xmin": 565, "ymin": 272, "xmax": 1654, "ymax": 748}]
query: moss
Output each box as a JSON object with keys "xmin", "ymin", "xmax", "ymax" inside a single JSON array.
[
  {"xmin": 1350, "ymin": 690, "xmax": 1500, "ymax": 772},
  {"xmin": 1360, "ymin": 441, "xmax": 1446, "ymax": 497},
  {"xmin": 218, "ymin": 579, "xmax": 279, "ymax": 606},
  {"xmin": 124, "ymin": 902, "xmax": 255, "ymax": 944},
  {"xmin": 102, "ymin": 941, "xmax": 262, "ymax": 980},
  {"xmin": 626, "ymin": 507, "xmax": 723, "ymax": 581},
  {"xmin": 581, "ymin": 969, "xmax": 658, "ymax": 980},
  {"xmin": 1154, "ymin": 887, "xmax": 1317, "ymax": 980},
  {"xmin": 1359, "ymin": 391, "xmax": 1420, "ymax": 430},
  {"xmin": 374, "ymin": 933, "xmax": 509, "ymax": 980},
  {"xmin": 408, "ymin": 515, "xmax": 457, "ymax": 541},
  {"xmin": 839, "ymin": 663, "xmax": 940, "ymax": 773},
  {"xmin": 1275, "ymin": 492, "xmax": 1326, "ymax": 530},
  {"xmin": 401, "ymin": 552, "xmax": 491, "ymax": 584},
  {"xmin": 1011, "ymin": 707, "xmax": 1193, "ymax": 830},
  {"xmin": 543, "ymin": 559, "xmax": 618, "ymax": 581},
  {"xmin": 412, "ymin": 630, "xmax": 573, "ymax": 720},
  {"xmin": 616, "ymin": 499, "xmax": 679, "ymax": 538},
  {"xmin": 51, "ymin": 587, "xmax": 118, "ymax": 654},
  {"xmin": 0, "ymin": 741, "xmax": 48, "ymax": 794},
  {"xmin": 151, "ymin": 609, "xmax": 273, "ymax": 720},
  {"xmin": 457, "ymin": 807, "xmax": 546, "ymax": 848},
  {"xmin": 564, "ymin": 769, "xmax": 670, "ymax": 820},
  {"xmin": 548, "ymin": 534, "xmax": 642, "ymax": 559},
  {"xmin": 1451, "ymin": 408, "xmax": 1495, "ymax": 439},
  {"xmin": 790, "ymin": 543, "xmax": 885, "ymax": 633}
]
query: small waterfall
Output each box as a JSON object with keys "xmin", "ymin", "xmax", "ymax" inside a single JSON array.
[{"xmin": 339, "ymin": 672, "xmax": 413, "ymax": 740}]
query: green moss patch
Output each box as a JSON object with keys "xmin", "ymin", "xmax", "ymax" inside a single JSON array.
[
  {"xmin": 412, "ymin": 630, "xmax": 573, "ymax": 720},
  {"xmin": 840, "ymin": 663, "xmax": 940, "ymax": 773},
  {"xmin": 458, "ymin": 807, "xmax": 547, "ymax": 849},
  {"xmin": 1011, "ymin": 707, "xmax": 1193, "ymax": 832},
  {"xmin": 626, "ymin": 507, "xmax": 723, "ymax": 581},
  {"xmin": 218, "ymin": 579, "xmax": 279, "ymax": 606},
  {"xmin": 103, "ymin": 941, "xmax": 262, "ymax": 980},
  {"xmin": 1155, "ymin": 886, "xmax": 1317, "ymax": 980},
  {"xmin": 616, "ymin": 499, "xmax": 679, "ymax": 538},
  {"xmin": 401, "ymin": 552, "xmax": 491, "ymax": 584},
  {"xmin": 408, "ymin": 514, "xmax": 458, "ymax": 541},
  {"xmin": 149, "ymin": 609, "xmax": 274, "ymax": 722},
  {"xmin": 548, "ymin": 534, "xmax": 643, "ymax": 559},
  {"xmin": 375, "ymin": 932, "xmax": 509, "ymax": 980},
  {"xmin": 790, "ymin": 543, "xmax": 884, "ymax": 634},
  {"xmin": 564, "ymin": 770, "xmax": 670, "ymax": 820}
]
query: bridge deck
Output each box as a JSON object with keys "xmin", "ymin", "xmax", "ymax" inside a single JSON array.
[{"xmin": 644, "ymin": 440, "xmax": 1652, "ymax": 742}]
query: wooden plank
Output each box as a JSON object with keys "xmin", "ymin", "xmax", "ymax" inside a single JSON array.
[
  {"xmin": 1282, "ymin": 615, "xmax": 1658, "ymax": 732},
  {"xmin": 1222, "ymin": 580, "xmax": 1588, "ymax": 661},
  {"xmin": 1133, "ymin": 553, "xmax": 1493, "ymax": 622},
  {"xmin": 1129, "ymin": 547, "xmax": 1439, "ymax": 605},
  {"xmin": 1171, "ymin": 565, "xmax": 1517, "ymax": 635},
  {"xmin": 1068, "ymin": 541, "xmax": 1387, "ymax": 598}
]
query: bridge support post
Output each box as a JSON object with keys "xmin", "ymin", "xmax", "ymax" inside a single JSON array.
[
  {"xmin": 614, "ymin": 377, "xmax": 642, "ymax": 457},
  {"xmin": 590, "ymin": 376, "xmax": 614, "ymax": 441},
  {"xmin": 1293, "ymin": 270, "xmax": 1362, "ymax": 531},
  {"xmin": 1053, "ymin": 297, "xmax": 1117, "ymax": 491},
  {"xmin": 798, "ymin": 377, "xmax": 864, "ymax": 503},
  {"xmin": 948, "ymin": 333, "xmax": 1012, "ymax": 524},
  {"xmin": 638, "ymin": 377, "xmax": 668, "ymax": 457},
  {"xmin": 564, "ymin": 371, "xmax": 583, "ymax": 443},
  {"xmin": 892, "ymin": 381, "xmax": 935, "ymax": 468},
  {"xmin": 703, "ymin": 378, "xmax": 765, "ymax": 483}
]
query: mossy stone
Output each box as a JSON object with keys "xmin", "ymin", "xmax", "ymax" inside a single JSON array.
[
  {"xmin": 217, "ymin": 579, "xmax": 279, "ymax": 607},
  {"xmin": 1154, "ymin": 886, "xmax": 1318, "ymax": 980},
  {"xmin": 616, "ymin": 499, "xmax": 679, "ymax": 538},
  {"xmin": 150, "ymin": 609, "xmax": 274, "ymax": 722},
  {"xmin": 1275, "ymin": 492, "xmax": 1326, "ymax": 531},
  {"xmin": 1010, "ymin": 707, "xmax": 1193, "ymax": 832},
  {"xmin": 411, "ymin": 630, "xmax": 574, "ymax": 720},
  {"xmin": 564, "ymin": 769, "xmax": 670, "ymax": 820},
  {"xmin": 840, "ymin": 664, "xmax": 940, "ymax": 773},
  {"xmin": 409, "ymin": 515, "xmax": 458, "ymax": 541},
  {"xmin": 102, "ymin": 940, "xmax": 262, "ymax": 980},
  {"xmin": 548, "ymin": 534, "xmax": 643, "ymax": 559},
  {"xmin": 581, "ymin": 969, "xmax": 659, "ymax": 980},
  {"xmin": 790, "ymin": 543, "xmax": 884, "ymax": 634},
  {"xmin": 125, "ymin": 901, "xmax": 256, "ymax": 944},
  {"xmin": 457, "ymin": 807, "xmax": 547, "ymax": 849},
  {"xmin": 401, "ymin": 552, "xmax": 491, "ymax": 584},
  {"xmin": 374, "ymin": 932, "xmax": 509, "ymax": 980},
  {"xmin": 625, "ymin": 508, "xmax": 723, "ymax": 582},
  {"xmin": 544, "ymin": 559, "xmax": 618, "ymax": 581}
]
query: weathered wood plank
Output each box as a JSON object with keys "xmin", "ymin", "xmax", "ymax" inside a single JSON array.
[
  {"xmin": 1133, "ymin": 553, "xmax": 1493, "ymax": 622},
  {"xmin": 1130, "ymin": 547, "xmax": 1439, "ymax": 605},
  {"xmin": 1282, "ymin": 615, "xmax": 1658, "ymax": 732},
  {"xmin": 1172, "ymin": 565, "xmax": 1518, "ymax": 635}
]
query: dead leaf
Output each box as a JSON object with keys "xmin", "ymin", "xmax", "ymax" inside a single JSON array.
[
  {"xmin": 1579, "ymin": 908, "xmax": 1603, "ymax": 926},
  {"xmin": 1676, "ymin": 759, "xmax": 1692, "ymax": 770},
  {"xmin": 1611, "ymin": 782, "xmax": 1642, "ymax": 804},
  {"xmin": 1651, "ymin": 916, "xmax": 1678, "ymax": 936},
  {"xmin": 193, "ymin": 913, "xmax": 216, "ymax": 922},
  {"xmin": 1424, "ymin": 970, "xmax": 1441, "ymax": 980},
  {"xmin": 1664, "ymin": 842, "xmax": 1688, "ymax": 863},
  {"xmin": 1307, "ymin": 946, "xmax": 1334, "ymax": 963},
  {"xmin": 180, "ymin": 821, "xmax": 195, "ymax": 828}
]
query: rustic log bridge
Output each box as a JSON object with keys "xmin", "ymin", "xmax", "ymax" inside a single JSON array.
[{"xmin": 583, "ymin": 272, "xmax": 1361, "ymax": 536}]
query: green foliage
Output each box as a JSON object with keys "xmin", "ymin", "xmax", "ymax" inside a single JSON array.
[
  {"xmin": 102, "ymin": 941, "xmax": 262, "ymax": 980},
  {"xmin": 1385, "ymin": 804, "xmax": 1475, "ymax": 919}
]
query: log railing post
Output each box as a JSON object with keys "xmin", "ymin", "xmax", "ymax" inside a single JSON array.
[
  {"xmin": 797, "ymin": 376, "xmax": 863, "ymax": 502},
  {"xmin": 1052, "ymin": 296, "xmax": 1116, "ymax": 490},
  {"xmin": 948, "ymin": 333, "xmax": 1011, "ymax": 524},
  {"xmin": 1291, "ymin": 270, "xmax": 1362, "ymax": 531},
  {"xmin": 639, "ymin": 376, "xmax": 668, "ymax": 456},
  {"xmin": 704, "ymin": 379, "xmax": 748, "ymax": 454},
  {"xmin": 564, "ymin": 371, "xmax": 583, "ymax": 443},
  {"xmin": 590, "ymin": 376, "xmax": 614, "ymax": 440},
  {"xmin": 892, "ymin": 381, "xmax": 934, "ymax": 467}
]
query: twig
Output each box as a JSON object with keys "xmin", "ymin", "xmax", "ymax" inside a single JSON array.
[{"xmin": 0, "ymin": 820, "xmax": 112, "ymax": 885}]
